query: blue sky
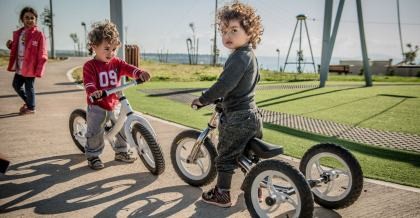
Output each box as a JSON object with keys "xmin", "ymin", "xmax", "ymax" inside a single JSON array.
[{"xmin": 1, "ymin": 0, "xmax": 419, "ymax": 62}]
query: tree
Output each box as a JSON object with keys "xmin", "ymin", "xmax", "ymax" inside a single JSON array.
[
  {"xmin": 403, "ymin": 43, "xmax": 419, "ymax": 65},
  {"xmin": 41, "ymin": 7, "xmax": 55, "ymax": 58},
  {"xmin": 69, "ymin": 33, "xmax": 79, "ymax": 56}
]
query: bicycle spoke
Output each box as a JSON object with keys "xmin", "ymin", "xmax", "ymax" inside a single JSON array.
[
  {"xmin": 285, "ymin": 195, "xmax": 298, "ymax": 208},
  {"xmin": 322, "ymin": 180, "xmax": 334, "ymax": 195},
  {"xmin": 315, "ymin": 161, "xmax": 324, "ymax": 174},
  {"xmin": 196, "ymin": 159, "xmax": 205, "ymax": 174}
]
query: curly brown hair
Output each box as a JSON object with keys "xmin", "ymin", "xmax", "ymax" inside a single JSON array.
[
  {"xmin": 87, "ymin": 20, "xmax": 121, "ymax": 55},
  {"xmin": 217, "ymin": 2, "xmax": 263, "ymax": 49}
]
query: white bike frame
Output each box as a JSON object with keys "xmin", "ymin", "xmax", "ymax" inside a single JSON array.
[{"xmin": 94, "ymin": 80, "xmax": 157, "ymax": 147}]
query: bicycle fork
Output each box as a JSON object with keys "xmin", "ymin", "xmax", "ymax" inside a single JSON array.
[{"xmin": 186, "ymin": 111, "xmax": 219, "ymax": 163}]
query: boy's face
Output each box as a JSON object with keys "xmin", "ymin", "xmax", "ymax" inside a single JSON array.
[
  {"xmin": 92, "ymin": 41, "xmax": 119, "ymax": 63},
  {"xmin": 221, "ymin": 19, "xmax": 251, "ymax": 50},
  {"xmin": 22, "ymin": 12, "xmax": 36, "ymax": 29}
]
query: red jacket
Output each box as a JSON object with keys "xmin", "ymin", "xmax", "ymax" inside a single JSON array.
[
  {"xmin": 83, "ymin": 57, "xmax": 147, "ymax": 111},
  {"xmin": 7, "ymin": 26, "xmax": 48, "ymax": 78}
]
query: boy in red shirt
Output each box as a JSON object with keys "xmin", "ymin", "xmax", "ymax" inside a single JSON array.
[{"xmin": 83, "ymin": 20, "xmax": 150, "ymax": 170}]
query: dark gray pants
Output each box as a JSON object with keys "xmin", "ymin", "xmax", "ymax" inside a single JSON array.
[
  {"xmin": 216, "ymin": 108, "xmax": 263, "ymax": 190},
  {"xmin": 85, "ymin": 105, "xmax": 130, "ymax": 159}
]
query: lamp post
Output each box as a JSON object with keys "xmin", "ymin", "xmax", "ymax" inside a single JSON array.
[
  {"xmin": 276, "ymin": 48, "xmax": 280, "ymax": 72},
  {"xmin": 81, "ymin": 22, "xmax": 87, "ymax": 56}
]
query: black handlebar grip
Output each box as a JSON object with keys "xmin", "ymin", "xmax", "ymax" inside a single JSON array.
[{"xmin": 135, "ymin": 79, "xmax": 144, "ymax": 84}]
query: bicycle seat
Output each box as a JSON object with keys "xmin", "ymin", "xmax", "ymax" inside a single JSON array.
[{"xmin": 246, "ymin": 138, "xmax": 283, "ymax": 159}]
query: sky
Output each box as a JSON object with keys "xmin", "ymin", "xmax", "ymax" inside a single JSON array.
[{"xmin": 1, "ymin": 0, "xmax": 419, "ymax": 63}]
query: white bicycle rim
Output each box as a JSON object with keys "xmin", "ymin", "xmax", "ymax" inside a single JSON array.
[
  {"xmin": 251, "ymin": 170, "xmax": 302, "ymax": 218},
  {"xmin": 305, "ymin": 152, "xmax": 352, "ymax": 202},
  {"xmin": 175, "ymin": 138, "xmax": 211, "ymax": 181},
  {"xmin": 72, "ymin": 116, "xmax": 87, "ymax": 146}
]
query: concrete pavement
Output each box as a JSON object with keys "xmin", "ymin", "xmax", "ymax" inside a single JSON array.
[{"xmin": 0, "ymin": 57, "xmax": 419, "ymax": 217}]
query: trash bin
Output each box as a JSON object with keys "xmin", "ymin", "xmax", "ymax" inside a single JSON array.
[{"xmin": 125, "ymin": 45, "xmax": 140, "ymax": 67}]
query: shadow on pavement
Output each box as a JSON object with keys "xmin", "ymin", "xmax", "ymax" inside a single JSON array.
[
  {"xmin": 0, "ymin": 154, "xmax": 157, "ymax": 214},
  {"xmin": 34, "ymin": 173, "xmax": 156, "ymax": 215},
  {"xmin": 0, "ymin": 112, "xmax": 21, "ymax": 119},
  {"xmin": 95, "ymin": 185, "xmax": 201, "ymax": 217},
  {"xmin": 0, "ymin": 89, "xmax": 83, "ymax": 99}
]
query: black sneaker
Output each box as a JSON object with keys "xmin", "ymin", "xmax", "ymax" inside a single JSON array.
[
  {"xmin": 115, "ymin": 152, "xmax": 137, "ymax": 163},
  {"xmin": 202, "ymin": 186, "xmax": 232, "ymax": 208},
  {"xmin": 88, "ymin": 157, "xmax": 104, "ymax": 170}
]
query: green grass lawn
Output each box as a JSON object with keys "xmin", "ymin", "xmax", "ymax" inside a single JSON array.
[
  {"xmin": 256, "ymin": 84, "xmax": 420, "ymax": 135},
  {"xmin": 124, "ymin": 85, "xmax": 420, "ymax": 187},
  {"xmin": 71, "ymin": 60, "xmax": 420, "ymax": 187}
]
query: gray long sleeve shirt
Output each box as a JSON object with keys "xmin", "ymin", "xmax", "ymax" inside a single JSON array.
[{"xmin": 199, "ymin": 45, "xmax": 259, "ymax": 113}]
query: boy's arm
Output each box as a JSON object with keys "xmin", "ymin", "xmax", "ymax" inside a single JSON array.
[
  {"xmin": 117, "ymin": 59, "xmax": 149, "ymax": 81},
  {"xmin": 199, "ymin": 57, "xmax": 247, "ymax": 105},
  {"xmin": 83, "ymin": 63, "xmax": 98, "ymax": 96}
]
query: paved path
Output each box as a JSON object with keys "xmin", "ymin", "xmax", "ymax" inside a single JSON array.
[
  {"xmin": 142, "ymin": 87, "xmax": 420, "ymax": 153},
  {"xmin": 0, "ymin": 57, "xmax": 419, "ymax": 217}
]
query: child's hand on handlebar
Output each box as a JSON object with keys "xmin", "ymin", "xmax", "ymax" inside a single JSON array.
[
  {"xmin": 138, "ymin": 71, "xmax": 151, "ymax": 82},
  {"xmin": 191, "ymin": 98, "xmax": 204, "ymax": 109},
  {"xmin": 91, "ymin": 90, "xmax": 103, "ymax": 99}
]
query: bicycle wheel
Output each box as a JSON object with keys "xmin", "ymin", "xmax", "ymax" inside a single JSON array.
[
  {"xmin": 171, "ymin": 130, "xmax": 218, "ymax": 187},
  {"xmin": 299, "ymin": 143, "xmax": 363, "ymax": 209},
  {"xmin": 132, "ymin": 123, "xmax": 165, "ymax": 175},
  {"xmin": 243, "ymin": 159, "xmax": 313, "ymax": 218},
  {"xmin": 69, "ymin": 109, "xmax": 87, "ymax": 153}
]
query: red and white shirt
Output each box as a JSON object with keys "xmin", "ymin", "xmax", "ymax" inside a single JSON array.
[{"xmin": 83, "ymin": 57, "xmax": 146, "ymax": 111}]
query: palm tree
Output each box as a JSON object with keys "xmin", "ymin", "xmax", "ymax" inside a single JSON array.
[{"xmin": 69, "ymin": 33, "xmax": 79, "ymax": 56}]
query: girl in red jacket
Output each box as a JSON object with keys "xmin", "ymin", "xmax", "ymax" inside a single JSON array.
[{"xmin": 6, "ymin": 7, "xmax": 48, "ymax": 115}]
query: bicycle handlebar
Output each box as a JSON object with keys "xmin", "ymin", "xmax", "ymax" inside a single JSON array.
[
  {"xmin": 89, "ymin": 79, "xmax": 144, "ymax": 103},
  {"xmin": 191, "ymin": 98, "xmax": 223, "ymax": 110}
]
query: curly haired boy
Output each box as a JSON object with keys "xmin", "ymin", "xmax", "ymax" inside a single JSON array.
[
  {"xmin": 83, "ymin": 20, "xmax": 150, "ymax": 170},
  {"xmin": 191, "ymin": 2, "xmax": 264, "ymax": 207}
]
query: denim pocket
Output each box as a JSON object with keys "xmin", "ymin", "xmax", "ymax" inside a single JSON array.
[{"xmin": 225, "ymin": 110, "xmax": 255, "ymax": 127}]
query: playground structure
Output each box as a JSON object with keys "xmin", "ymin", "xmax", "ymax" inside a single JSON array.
[{"xmin": 283, "ymin": 14, "xmax": 316, "ymax": 73}]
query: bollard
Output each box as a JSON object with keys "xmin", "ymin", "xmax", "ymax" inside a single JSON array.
[{"xmin": 125, "ymin": 44, "xmax": 140, "ymax": 67}]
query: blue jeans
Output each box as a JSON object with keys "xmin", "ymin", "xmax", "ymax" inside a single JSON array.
[{"xmin": 12, "ymin": 73, "xmax": 35, "ymax": 110}]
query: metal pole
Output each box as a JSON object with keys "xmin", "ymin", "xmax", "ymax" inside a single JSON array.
[
  {"xmin": 212, "ymin": 0, "xmax": 218, "ymax": 66},
  {"xmin": 327, "ymin": 0, "xmax": 345, "ymax": 62},
  {"xmin": 304, "ymin": 20, "xmax": 316, "ymax": 73},
  {"xmin": 125, "ymin": 26, "xmax": 128, "ymax": 44},
  {"xmin": 298, "ymin": 19, "xmax": 303, "ymax": 73},
  {"xmin": 276, "ymin": 49, "xmax": 280, "ymax": 72},
  {"xmin": 196, "ymin": 38, "xmax": 199, "ymax": 64},
  {"xmin": 110, "ymin": 0, "xmax": 125, "ymax": 60},
  {"xmin": 49, "ymin": 0, "xmax": 55, "ymax": 58},
  {"xmin": 283, "ymin": 20, "xmax": 299, "ymax": 72},
  {"xmin": 397, "ymin": 0, "xmax": 405, "ymax": 59},
  {"xmin": 319, "ymin": 0, "xmax": 333, "ymax": 87},
  {"xmin": 81, "ymin": 22, "xmax": 87, "ymax": 56},
  {"xmin": 356, "ymin": 0, "xmax": 372, "ymax": 86}
]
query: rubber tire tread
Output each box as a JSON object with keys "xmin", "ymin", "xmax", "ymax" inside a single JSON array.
[
  {"xmin": 132, "ymin": 123, "xmax": 165, "ymax": 175},
  {"xmin": 299, "ymin": 143, "xmax": 363, "ymax": 209},
  {"xmin": 69, "ymin": 109, "xmax": 87, "ymax": 153}
]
